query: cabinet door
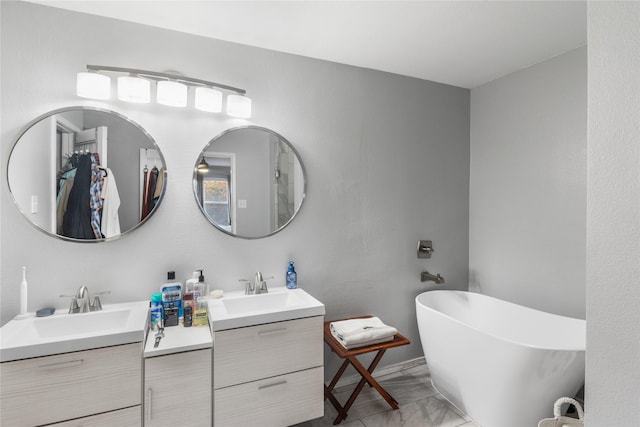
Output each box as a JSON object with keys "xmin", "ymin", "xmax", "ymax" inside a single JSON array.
[
  {"xmin": 215, "ymin": 367, "xmax": 324, "ymax": 427},
  {"xmin": 214, "ymin": 316, "xmax": 323, "ymax": 388},
  {"xmin": 49, "ymin": 406, "xmax": 141, "ymax": 427},
  {"xmin": 0, "ymin": 343, "xmax": 142, "ymax": 427},
  {"xmin": 144, "ymin": 349, "xmax": 211, "ymax": 427}
]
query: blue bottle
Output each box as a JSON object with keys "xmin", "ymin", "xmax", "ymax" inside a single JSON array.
[{"xmin": 286, "ymin": 261, "xmax": 297, "ymax": 289}]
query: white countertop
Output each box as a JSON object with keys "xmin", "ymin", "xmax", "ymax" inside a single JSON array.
[
  {"xmin": 144, "ymin": 324, "xmax": 212, "ymax": 358},
  {"xmin": 0, "ymin": 301, "xmax": 149, "ymax": 362},
  {"xmin": 208, "ymin": 287, "xmax": 325, "ymax": 331}
]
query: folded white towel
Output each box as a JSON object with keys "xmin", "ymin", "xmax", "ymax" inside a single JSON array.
[{"xmin": 330, "ymin": 317, "xmax": 398, "ymax": 350}]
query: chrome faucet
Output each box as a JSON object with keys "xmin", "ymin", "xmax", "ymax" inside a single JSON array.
[
  {"xmin": 76, "ymin": 285, "xmax": 91, "ymax": 313},
  {"xmin": 421, "ymin": 271, "xmax": 445, "ymax": 284},
  {"xmin": 240, "ymin": 279, "xmax": 255, "ymax": 295},
  {"xmin": 239, "ymin": 272, "xmax": 270, "ymax": 295},
  {"xmin": 60, "ymin": 286, "xmax": 110, "ymax": 313},
  {"xmin": 254, "ymin": 272, "xmax": 268, "ymax": 295}
]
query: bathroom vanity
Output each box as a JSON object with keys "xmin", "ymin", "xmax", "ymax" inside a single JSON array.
[
  {"xmin": 1, "ymin": 343, "xmax": 142, "ymax": 426},
  {"xmin": 209, "ymin": 286, "xmax": 326, "ymax": 426},
  {"xmin": 0, "ymin": 288, "xmax": 325, "ymax": 426},
  {"xmin": 0, "ymin": 301, "xmax": 148, "ymax": 426},
  {"xmin": 143, "ymin": 325, "xmax": 212, "ymax": 426},
  {"xmin": 213, "ymin": 316, "xmax": 324, "ymax": 426}
]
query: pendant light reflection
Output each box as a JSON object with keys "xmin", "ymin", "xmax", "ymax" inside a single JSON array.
[
  {"xmin": 197, "ymin": 157, "xmax": 210, "ymax": 173},
  {"xmin": 226, "ymin": 95, "xmax": 252, "ymax": 119},
  {"xmin": 76, "ymin": 72, "xmax": 111, "ymax": 100},
  {"xmin": 157, "ymin": 80, "xmax": 188, "ymax": 107},
  {"xmin": 117, "ymin": 76, "xmax": 150, "ymax": 103}
]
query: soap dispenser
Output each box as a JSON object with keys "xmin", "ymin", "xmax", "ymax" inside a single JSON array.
[
  {"xmin": 286, "ymin": 261, "xmax": 297, "ymax": 289},
  {"xmin": 194, "ymin": 270, "xmax": 208, "ymax": 303}
]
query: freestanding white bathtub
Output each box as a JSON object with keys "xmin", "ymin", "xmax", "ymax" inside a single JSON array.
[{"xmin": 416, "ymin": 290, "xmax": 585, "ymax": 427}]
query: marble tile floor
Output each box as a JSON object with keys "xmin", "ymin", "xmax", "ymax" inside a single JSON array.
[{"xmin": 293, "ymin": 359, "xmax": 478, "ymax": 427}]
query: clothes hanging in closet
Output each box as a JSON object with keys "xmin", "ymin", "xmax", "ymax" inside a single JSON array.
[
  {"xmin": 57, "ymin": 153, "xmax": 120, "ymax": 239},
  {"xmin": 61, "ymin": 153, "xmax": 94, "ymax": 239},
  {"xmin": 141, "ymin": 166, "xmax": 162, "ymax": 220}
]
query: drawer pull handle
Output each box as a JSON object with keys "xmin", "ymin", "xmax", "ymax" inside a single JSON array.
[
  {"xmin": 258, "ymin": 328, "xmax": 287, "ymax": 336},
  {"xmin": 258, "ymin": 380, "xmax": 287, "ymax": 390},
  {"xmin": 147, "ymin": 388, "xmax": 153, "ymax": 421},
  {"xmin": 38, "ymin": 359, "xmax": 84, "ymax": 370}
]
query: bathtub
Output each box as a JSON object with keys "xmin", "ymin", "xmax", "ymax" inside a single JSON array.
[{"xmin": 416, "ymin": 290, "xmax": 585, "ymax": 427}]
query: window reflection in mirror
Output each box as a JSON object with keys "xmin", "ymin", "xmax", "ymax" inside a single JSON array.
[
  {"xmin": 193, "ymin": 126, "xmax": 306, "ymax": 239},
  {"xmin": 7, "ymin": 107, "xmax": 167, "ymax": 242}
]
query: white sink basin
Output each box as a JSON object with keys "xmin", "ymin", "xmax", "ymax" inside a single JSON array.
[
  {"xmin": 222, "ymin": 290, "xmax": 305, "ymax": 314},
  {"xmin": 0, "ymin": 301, "xmax": 148, "ymax": 362},
  {"xmin": 208, "ymin": 287, "xmax": 325, "ymax": 331}
]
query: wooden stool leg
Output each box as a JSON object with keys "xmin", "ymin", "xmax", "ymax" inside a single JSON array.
[
  {"xmin": 326, "ymin": 359, "xmax": 351, "ymax": 395},
  {"xmin": 333, "ymin": 349, "xmax": 399, "ymax": 425},
  {"xmin": 325, "ymin": 384, "xmax": 348, "ymax": 422},
  {"xmin": 359, "ymin": 349, "xmax": 399, "ymax": 407},
  {"xmin": 324, "ymin": 359, "xmax": 351, "ymax": 424}
]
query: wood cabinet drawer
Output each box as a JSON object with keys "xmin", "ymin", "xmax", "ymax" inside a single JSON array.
[
  {"xmin": 215, "ymin": 366, "xmax": 324, "ymax": 427},
  {"xmin": 0, "ymin": 343, "xmax": 142, "ymax": 427},
  {"xmin": 213, "ymin": 316, "xmax": 323, "ymax": 389},
  {"xmin": 49, "ymin": 406, "xmax": 141, "ymax": 427},
  {"xmin": 144, "ymin": 349, "xmax": 212, "ymax": 426}
]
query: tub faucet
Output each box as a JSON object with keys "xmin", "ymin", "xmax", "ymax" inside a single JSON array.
[{"xmin": 421, "ymin": 271, "xmax": 445, "ymax": 284}]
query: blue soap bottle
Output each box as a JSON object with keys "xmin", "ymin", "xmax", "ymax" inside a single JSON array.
[{"xmin": 286, "ymin": 261, "xmax": 297, "ymax": 289}]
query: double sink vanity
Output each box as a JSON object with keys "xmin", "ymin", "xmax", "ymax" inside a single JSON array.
[
  {"xmin": 3, "ymin": 103, "xmax": 317, "ymax": 425},
  {"xmin": 0, "ymin": 287, "xmax": 325, "ymax": 427}
]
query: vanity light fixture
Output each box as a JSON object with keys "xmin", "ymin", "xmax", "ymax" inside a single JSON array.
[
  {"xmin": 117, "ymin": 75, "xmax": 151, "ymax": 103},
  {"xmin": 76, "ymin": 72, "xmax": 111, "ymax": 100},
  {"xmin": 76, "ymin": 65, "xmax": 251, "ymax": 118},
  {"xmin": 157, "ymin": 80, "xmax": 188, "ymax": 107},
  {"xmin": 195, "ymin": 87, "xmax": 223, "ymax": 113},
  {"xmin": 226, "ymin": 94, "xmax": 252, "ymax": 119}
]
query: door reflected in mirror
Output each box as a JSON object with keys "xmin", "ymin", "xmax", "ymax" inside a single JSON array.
[
  {"xmin": 7, "ymin": 107, "xmax": 167, "ymax": 242},
  {"xmin": 193, "ymin": 126, "xmax": 306, "ymax": 239}
]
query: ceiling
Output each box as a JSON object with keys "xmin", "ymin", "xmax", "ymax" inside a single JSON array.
[{"xmin": 28, "ymin": 1, "xmax": 587, "ymax": 89}]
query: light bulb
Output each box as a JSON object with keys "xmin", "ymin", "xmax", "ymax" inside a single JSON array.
[
  {"xmin": 76, "ymin": 72, "xmax": 111, "ymax": 100},
  {"xmin": 226, "ymin": 95, "xmax": 252, "ymax": 118},
  {"xmin": 195, "ymin": 87, "xmax": 222, "ymax": 113},
  {"xmin": 157, "ymin": 80, "xmax": 187, "ymax": 107},
  {"xmin": 117, "ymin": 76, "xmax": 150, "ymax": 103}
]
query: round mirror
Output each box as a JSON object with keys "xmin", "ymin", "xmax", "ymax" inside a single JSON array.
[
  {"xmin": 193, "ymin": 126, "xmax": 306, "ymax": 239},
  {"xmin": 7, "ymin": 106, "xmax": 167, "ymax": 242}
]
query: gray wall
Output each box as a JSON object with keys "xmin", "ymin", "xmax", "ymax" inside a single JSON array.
[
  {"xmin": 586, "ymin": 2, "xmax": 640, "ymax": 425},
  {"xmin": 0, "ymin": 2, "xmax": 470, "ymax": 374},
  {"xmin": 469, "ymin": 47, "xmax": 587, "ymax": 319}
]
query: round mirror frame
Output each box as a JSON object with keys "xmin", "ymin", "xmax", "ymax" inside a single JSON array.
[
  {"xmin": 193, "ymin": 125, "xmax": 307, "ymax": 239},
  {"xmin": 6, "ymin": 106, "xmax": 167, "ymax": 243}
]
